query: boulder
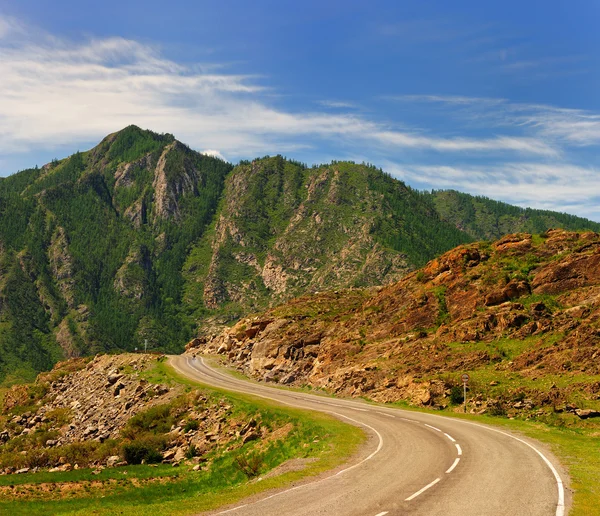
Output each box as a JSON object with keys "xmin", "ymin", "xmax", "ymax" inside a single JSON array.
[
  {"xmin": 106, "ymin": 455, "xmax": 121, "ymax": 467},
  {"xmin": 575, "ymin": 409, "xmax": 600, "ymax": 419}
]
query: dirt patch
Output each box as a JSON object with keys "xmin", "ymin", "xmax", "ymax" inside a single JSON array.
[{"xmin": 258, "ymin": 457, "xmax": 318, "ymax": 481}]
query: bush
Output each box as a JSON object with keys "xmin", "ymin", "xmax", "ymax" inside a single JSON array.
[
  {"xmin": 450, "ymin": 386, "xmax": 464, "ymax": 405},
  {"xmin": 184, "ymin": 419, "xmax": 199, "ymax": 433},
  {"xmin": 122, "ymin": 404, "xmax": 174, "ymax": 438},
  {"xmin": 121, "ymin": 435, "xmax": 166, "ymax": 465},
  {"xmin": 185, "ymin": 444, "xmax": 197, "ymax": 459},
  {"xmin": 234, "ymin": 452, "xmax": 263, "ymax": 478}
]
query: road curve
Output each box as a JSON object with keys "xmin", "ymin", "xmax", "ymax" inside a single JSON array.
[{"xmin": 169, "ymin": 355, "xmax": 567, "ymax": 516}]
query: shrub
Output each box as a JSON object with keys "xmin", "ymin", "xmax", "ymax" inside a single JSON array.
[
  {"xmin": 185, "ymin": 444, "xmax": 197, "ymax": 459},
  {"xmin": 234, "ymin": 452, "xmax": 263, "ymax": 478},
  {"xmin": 450, "ymin": 386, "xmax": 464, "ymax": 405},
  {"xmin": 184, "ymin": 419, "xmax": 199, "ymax": 433},
  {"xmin": 122, "ymin": 404, "xmax": 174, "ymax": 438},
  {"xmin": 122, "ymin": 439, "xmax": 164, "ymax": 465}
]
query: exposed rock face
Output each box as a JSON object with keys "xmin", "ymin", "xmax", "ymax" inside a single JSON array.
[
  {"xmin": 48, "ymin": 227, "xmax": 76, "ymax": 308},
  {"xmin": 152, "ymin": 142, "xmax": 202, "ymax": 220},
  {"xmin": 196, "ymin": 158, "xmax": 410, "ymax": 313},
  {"xmin": 189, "ymin": 230, "xmax": 600, "ymax": 413},
  {"xmin": 113, "ymin": 245, "xmax": 153, "ymax": 300}
]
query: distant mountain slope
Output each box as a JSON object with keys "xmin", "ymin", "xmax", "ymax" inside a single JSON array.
[
  {"xmin": 182, "ymin": 158, "xmax": 470, "ymax": 323},
  {"xmin": 0, "ymin": 126, "xmax": 599, "ymax": 384},
  {"xmin": 428, "ymin": 189, "xmax": 599, "ymax": 241}
]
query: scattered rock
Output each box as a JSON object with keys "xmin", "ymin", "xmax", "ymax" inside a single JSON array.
[
  {"xmin": 106, "ymin": 456, "xmax": 121, "ymax": 468},
  {"xmin": 575, "ymin": 409, "xmax": 600, "ymax": 419}
]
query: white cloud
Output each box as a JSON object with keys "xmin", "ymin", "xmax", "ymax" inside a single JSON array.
[
  {"xmin": 318, "ymin": 100, "xmax": 358, "ymax": 109},
  {"xmin": 372, "ymin": 131, "xmax": 557, "ymax": 156},
  {"xmin": 385, "ymin": 161, "xmax": 600, "ymax": 221},
  {"xmin": 0, "ymin": 15, "xmax": 561, "ymax": 165},
  {"xmin": 390, "ymin": 94, "xmax": 600, "ymax": 148},
  {"xmin": 0, "ymin": 15, "xmax": 24, "ymax": 40},
  {"xmin": 201, "ymin": 149, "xmax": 227, "ymax": 161}
]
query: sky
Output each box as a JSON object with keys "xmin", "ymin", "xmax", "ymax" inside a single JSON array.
[{"xmin": 1, "ymin": 0, "xmax": 599, "ymax": 220}]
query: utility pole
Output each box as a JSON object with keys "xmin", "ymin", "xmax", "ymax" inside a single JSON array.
[{"xmin": 144, "ymin": 339, "xmax": 148, "ymax": 354}]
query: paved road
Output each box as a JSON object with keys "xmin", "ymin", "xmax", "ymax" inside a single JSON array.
[{"xmin": 169, "ymin": 355, "xmax": 567, "ymax": 516}]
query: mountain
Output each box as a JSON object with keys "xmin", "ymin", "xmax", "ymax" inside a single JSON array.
[
  {"xmin": 192, "ymin": 229, "xmax": 600, "ymax": 420},
  {"xmin": 1, "ymin": 125, "xmax": 599, "ymax": 385},
  {"xmin": 0, "ymin": 126, "xmax": 232, "ymax": 384},
  {"xmin": 428, "ymin": 189, "xmax": 595, "ymax": 241}
]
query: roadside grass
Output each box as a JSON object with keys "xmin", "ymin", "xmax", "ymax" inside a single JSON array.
[
  {"xmin": 0, "ymin": 360, "xmax": 364, "ymax": 516},
  {"xmin": 211, "ymin": 357, "xmax": 600, "ymax": 515},
  {"xmin": 374, "ymin": 397, "xmax": 599, "ymax": 515}
]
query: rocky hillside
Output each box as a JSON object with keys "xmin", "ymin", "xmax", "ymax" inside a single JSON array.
[
  {"xmin": 0, "ymin": 354, "xmax": 287, "ymax": 476},
  {"xmin": 1, "ymin": 125, "xmax": 599, "ymax": 385},
  {"xmin": 190, "ymin": 229, "xmax": 600, "ymax": 422}
]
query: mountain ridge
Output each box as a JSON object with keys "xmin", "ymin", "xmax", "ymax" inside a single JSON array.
[{"xmin": 0, "ymin": 125, "xmax": 599, "ymax": 384}]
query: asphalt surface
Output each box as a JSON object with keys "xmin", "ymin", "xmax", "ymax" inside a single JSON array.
[{"xmin": 169, "ymin": 355, "xmax": 567, "ymax": 516}]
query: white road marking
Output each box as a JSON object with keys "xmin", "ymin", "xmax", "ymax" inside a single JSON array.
[
  {"xmin": 451, "ymin": 418, "xmax": 566, "ymax": 516},
  {"xmin": 349, "ymin": 407, "xmax": 368, "ymax": 412},
  {"xmin": 405, "ymin": 478, "xmax": 441, "ymax": 501},
  {"xmin": 424, "ymin": 423, "xmax": 441, "ymax": 432},
  {"xmin": 173, "ymin": 357, "xmax": 387, "ymax": 514},
  {"xmin": 217, "ymin": 504, "xmax": 248, "ymax": 514},
  {"xmin": 455, "ymin": 443, "xmax": 462, "ymax": 456},
  {"xmin": 444, "ymin": 432, "xmax": 456, "ymax": 442},
  {"xmin": 377, "ymin": 411, "xmax": 395, "ymax": 418},
  {"xmin": 400, "ymin": 417, "xmax": 419, "ymax": 423},
  {"xmin": 446, "ymin": 458, "xmax": 460, "ymax": 474},
  {"xmin": 178, "ymin": 357, "xmax": 566, "ymax": 516},
  {"xmin": 374, "ymin": 512, "xmax": 389, "ymax": 516}
]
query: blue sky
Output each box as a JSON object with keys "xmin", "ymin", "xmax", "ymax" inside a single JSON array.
[{"xmin": 1, "ymin": 1, "xmax": 600, "ymax": 220}]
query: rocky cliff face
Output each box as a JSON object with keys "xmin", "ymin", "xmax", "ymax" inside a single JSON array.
[
  {"xmin": 189, "ymin": 158, "xmax": 413, "ymax": 317},
  {"xmin": 190, "ymin": 229, "xmax": 600, "ymax": 419}
]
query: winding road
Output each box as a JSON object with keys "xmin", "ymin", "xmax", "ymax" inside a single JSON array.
[{"xmin": 169, "ymin": 355, "xmax": 568, "ymax": 516}]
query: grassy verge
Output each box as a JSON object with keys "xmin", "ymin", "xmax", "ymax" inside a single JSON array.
[
  {"xmin": 0, "ymin": 361, "xmax": 364, "ymax": 516},
  {"xmin": 213, "ymin": 358, "xmax": 599, "ymax": 515},
  {"xmin": 370, "ymin": 398, "xmax": 596, "ymax": 515}
]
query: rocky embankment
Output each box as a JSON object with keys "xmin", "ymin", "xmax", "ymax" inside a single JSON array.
[
  {"xmin": 0, "ymin": 354, "xmax": 273, "ymax": 475},
  {"xmin": 188, "ymin": 230, "xmax": 600, "ymax": 419}
]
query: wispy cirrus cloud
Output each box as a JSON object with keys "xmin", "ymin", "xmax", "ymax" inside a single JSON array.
[
  {"xmin": 0, "ymin": 14, "xmax": 560, "ymax": 172},
  {"xmin": 385, "ymin": 160, "xmax": 600, "ymax": 220},
  {"xmin": 317, "ymin": 100, "xmax": 358, "ymax": 109},
  {"xmin": 389, "ymin": 94, "xmax": 600, "ymax": 148}
]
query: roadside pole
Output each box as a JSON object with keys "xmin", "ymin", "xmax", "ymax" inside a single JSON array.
[{"xmin": 461, "ymin": 373, "xmax": 469, "ymax": 413}]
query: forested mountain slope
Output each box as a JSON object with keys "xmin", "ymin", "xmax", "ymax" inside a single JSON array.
[
  {"xmin": 0, "ymin": 126, "xmax": 232, "ymax": 384},
  {"xmin": 428, "ymin": 189, "xmax": 595, "ymax": 241},
  {"xmin": 0, "ymin": 125, "xmax": 598, "ymax": 385}
]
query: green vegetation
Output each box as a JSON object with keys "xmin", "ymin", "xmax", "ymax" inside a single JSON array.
[
  {"xmin": 0, "ymin": 362, "xmax": 364, "ymax": 516},
  {"xmin": 2, "ymin": 127, "xmax": 599, "ymax": 385},
  {"xmin": 428, "ymin": 189, "xmax": 600, "ymax": 241},
  {"xmin": 0, "ymin": 126, "xmax": 232, "ymax": 385}
]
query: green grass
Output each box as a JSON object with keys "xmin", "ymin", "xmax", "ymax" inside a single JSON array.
[
  {"xmin": 445, "ymin": 413, "xmax": 599, "ymax": 515},
  {"xmin": 0, "ymin": 360, "xmax": 364, "ymax": 515},
  {"xmin": 210, "ymin": 357, "xmax": 600, "ymax": 514}
]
